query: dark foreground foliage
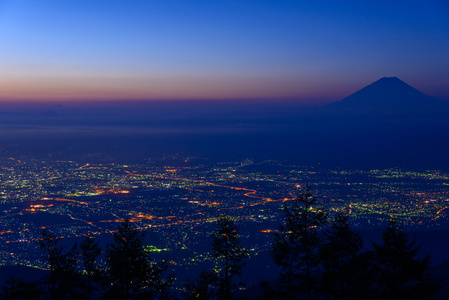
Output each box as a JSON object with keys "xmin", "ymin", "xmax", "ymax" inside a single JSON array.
[
  {"xmin": 0, "ymin": 186, "xmax": 441, "ymax": 299},
  {"xmin": 264, "ymin": 185, "xmax": 440, "ymax": 300},
  {"xmin": 183, "ymin": 214, "xmax": 248, "ymax": 300},
  {"xmin": 1, "ymin": 219, "xmax": 171, "ymax": 300}
]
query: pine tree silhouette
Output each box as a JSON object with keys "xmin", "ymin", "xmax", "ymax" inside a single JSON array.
[
  {"xmin": 319, "ymin": 213, "xmax": 365, "ymax": 299},
  {"xmin": 104, "ymin": 218, "xmax": 171, "ymax": 299},
  {"xmin": 271, "ymin": 185, "xmax": 327, "ymax": 300},
  {"xmin": 39, "ymin": 229, "xmax": 82, "ymax": 299},
  {"xmin": 80, "ymin": 234, "xmax": 103, "ymax": 300},
  {"xmin": 372, "ymin": 219, "xmax": 440, "ymax": 299},
  {"xmin": 211, "ymin": 214, "xmax": 248, "ymax": 300}
]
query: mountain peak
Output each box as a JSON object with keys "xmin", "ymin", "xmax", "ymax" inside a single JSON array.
[
  {"xmin": 379, "ymin": 76, "xmax": 400, "ymax": 81},
  {"xmin": 377, "ymin": 76, "xmax": 410, "ymax": 86},
  {"xmin": 325, "ymin": 77, "xmax": 440, "ymax": 112},
  {"xmin": 379, "ymin": 76, "xmax": 400, "ymax": 80}
]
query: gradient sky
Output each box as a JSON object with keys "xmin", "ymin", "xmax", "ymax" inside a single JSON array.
[{"xmin": 0, "ymin": 0, "xmax": 448, "ymax": 104}]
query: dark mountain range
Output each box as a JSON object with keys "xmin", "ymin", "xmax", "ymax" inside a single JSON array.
[{"xmin": 323, "ymin": 77, "xmax": 445, "ymax": 115}]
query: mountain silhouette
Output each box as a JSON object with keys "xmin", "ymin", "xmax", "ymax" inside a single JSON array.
[{"xmin": 324, "ymin": 77, "xmax": 443, "ymax": 114}]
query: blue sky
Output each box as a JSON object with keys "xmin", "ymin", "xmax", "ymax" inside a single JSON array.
[{"xmin": 0, "ymin": 0, "xmax": 448, "ymax": 103}]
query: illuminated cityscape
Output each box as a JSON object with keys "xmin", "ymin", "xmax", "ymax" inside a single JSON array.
[{"xmin": 1, "ymin": 155, "xmax": 448, "ymax": 277}]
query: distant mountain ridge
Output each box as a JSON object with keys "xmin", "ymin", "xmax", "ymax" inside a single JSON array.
[{"xmin": 324, "ymin": 77, "xmax": 442, "ymax": 113}]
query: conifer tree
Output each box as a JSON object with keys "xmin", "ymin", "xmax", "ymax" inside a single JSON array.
[
  {"xmin": 211, "ymin": 214, "xmax": 248, "ymax": 300},
  {"xmin": 319, "ymin": 213, "xmax": 364, "ymax": 299},
  {"xmin": 104, "ymin": 218, "xmax": 171, "ymax": 300},
  {"xmin": 372, "ymin": 219, "xmax": 439, "ymax": 299},
  {"xmin": 39, "ymin": 229, "xmax": 82, "ymax": 300},
  {"xmin": 271, "ymin": 185, "xmax": 327, "ymax": 300},
  {"xmin": 80, "ymin": 234, "xmax": 103, "ymax": 300}
]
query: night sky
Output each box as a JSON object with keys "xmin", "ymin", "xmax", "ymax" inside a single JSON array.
[{"xmin": 0, "ymin": 0, "xmax": 448, "ymax": 104}]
